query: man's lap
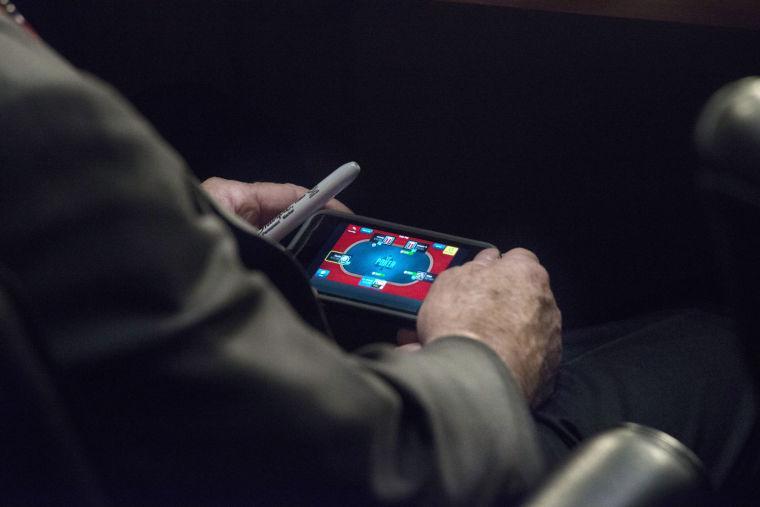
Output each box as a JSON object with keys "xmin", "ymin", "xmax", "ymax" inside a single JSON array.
[{"xmin": 533, "ymin": 309, "xmax": 758, "ymax": 490}]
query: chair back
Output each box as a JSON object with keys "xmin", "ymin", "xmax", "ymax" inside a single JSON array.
[{"xmin": 696, "ymin": 77, "xmax": 760, "ymax": 386}]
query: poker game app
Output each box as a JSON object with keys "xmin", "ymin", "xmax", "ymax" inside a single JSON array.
[{"xmin": 308, "ymin": 223, "xmax": 470, "ymax": 314}]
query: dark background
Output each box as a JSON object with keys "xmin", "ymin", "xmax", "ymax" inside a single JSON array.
[{"xmin": 22, "ymin": 0, "xmax": 760, "ymax": 328}]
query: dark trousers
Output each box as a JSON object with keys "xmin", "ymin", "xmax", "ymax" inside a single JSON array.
[{"xmin": 534, "ymin": 309, "xmax": 759, "ymax": 500}]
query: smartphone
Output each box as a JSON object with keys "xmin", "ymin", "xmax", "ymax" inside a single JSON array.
[{"xmin": 288, "ymin": 210, "xmax": 496, "ymax": 321}]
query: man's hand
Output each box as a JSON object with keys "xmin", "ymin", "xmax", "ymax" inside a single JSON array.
[
  {"xmin": 417, "ymin": 248, "xmax": 562, "ymax": 407},
  {"xmin": 201, "ymin": 177, "xmax": 352, "ymax": 228}
]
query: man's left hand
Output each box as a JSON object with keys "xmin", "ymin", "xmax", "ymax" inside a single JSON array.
[{"xmin": 201, "ymin": 177, "xmax": 352, "ymax": 228}]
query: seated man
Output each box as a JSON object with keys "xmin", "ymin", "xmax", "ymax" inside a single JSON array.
[{"xmin": 0, "ymin": 8, "xmax": 756, "ymax": 505}]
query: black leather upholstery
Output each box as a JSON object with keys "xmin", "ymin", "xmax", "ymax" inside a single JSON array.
[
  {"xmin": 696, "ymin": 77, "xmax": 760, "ymax": 384},
  {"xmin": 522, "ymin": 424, "xmax": 707, "ymax": 507},
  {"xmin": 695, "ymin": 76, "xmax": 760, "ymax": 503}
]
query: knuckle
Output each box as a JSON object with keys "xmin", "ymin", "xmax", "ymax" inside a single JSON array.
[
  {"xmin": 515, "ymin": 258, "xmax": 549, "ymax": 285},
  {"xmin": 505, "ymin": 247, "xmax": 539, "ymax": 262},
  {"xmin": 533, "ymin": 263, "xmax": 550, "ymax": 282},
  {"xmin": 201, "ymin": 176, "xmax": 224, "ymax": 188}
]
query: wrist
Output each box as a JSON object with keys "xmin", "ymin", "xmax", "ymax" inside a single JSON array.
[{"xmin": 422, "ymin": 329, "xmax": 535, "ymax": 402}]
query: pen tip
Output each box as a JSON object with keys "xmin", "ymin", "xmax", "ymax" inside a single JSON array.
[{"xmin": 343, "ymin": 161, "xmax": 360, "ymax": 173}]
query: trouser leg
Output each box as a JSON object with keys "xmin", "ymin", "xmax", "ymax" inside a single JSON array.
[{"xmin": 533, "ymin": 309, "xmax": 758, "ymax": 491}]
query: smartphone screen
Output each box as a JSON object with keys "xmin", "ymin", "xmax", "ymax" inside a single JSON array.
[{"xmin": 295, "ymin": 213, "xmax": 489, "ymax": 317}]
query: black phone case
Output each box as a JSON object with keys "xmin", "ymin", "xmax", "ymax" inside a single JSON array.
[{"xmin": 287, "ymin": 210, "xmax": 496, "ymax": 323}]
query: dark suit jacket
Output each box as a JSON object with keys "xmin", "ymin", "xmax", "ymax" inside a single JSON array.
[{"xmin": 0, "ymin": 15, "xmax": 542, "ymax": 505}]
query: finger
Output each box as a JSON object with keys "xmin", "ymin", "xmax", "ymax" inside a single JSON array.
[
  {"xmin": 251, "ymin": 182, "xmax": 308, "ymax": 226},
  {"xmin": 470, "ymin": 247, "xmax": 500, "ymax": 267},
  {"xmin": 324, "ymin": 197, "xmax": 353, "ymax": 214},
  {"xmin": 397, "ymin": 343, "xmax": 423, "ymax": 353},
  {"xmin": 503, "ymin": 247, "xmax": 539, "ymax": 263},
  {"xmin": 201, "ymin": 176, "xmax": 238, "ymax": 212},
  {"xmin": 252, "ymin": 183, "xmax": 354, "ymax": 227},
  {"xmin": 397, "ymin": 328, "xmax": 419, "ymax": 345}
]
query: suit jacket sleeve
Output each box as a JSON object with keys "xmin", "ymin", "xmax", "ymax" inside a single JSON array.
[{"xmin": 0, "ymin": 18, "xmax": 544, "ymax": 505}]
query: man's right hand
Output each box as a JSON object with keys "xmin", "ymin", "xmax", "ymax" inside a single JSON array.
[{"xmin": 417, "ymin": 248, "xmax": 562, "ymax": 407}]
